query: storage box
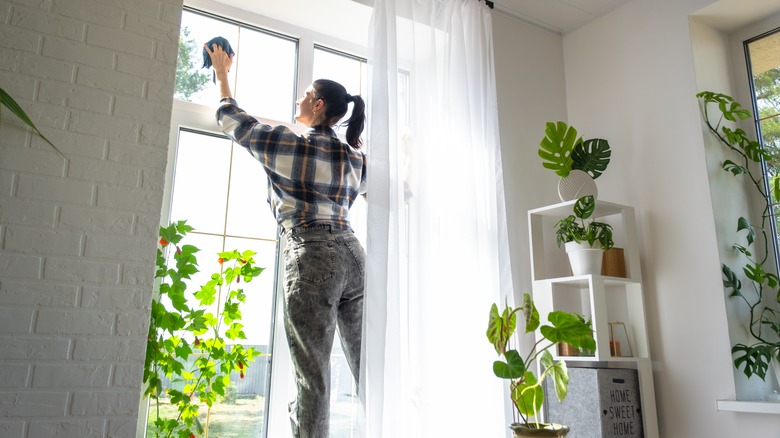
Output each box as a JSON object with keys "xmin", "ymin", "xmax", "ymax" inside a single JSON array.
[{"xmin": 544, "ymin": 367, "xmax": 643, "ymax": 438}]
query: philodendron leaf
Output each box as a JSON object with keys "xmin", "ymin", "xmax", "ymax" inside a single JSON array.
[
  {"xmin": 539, "ymin": 121, "xmax": 581, "ymax": 178},
  {"xmin": 572, "ymin": 138, "xmax": 611, "ymax": 179},
  {"xmin": 493, "ymin": 349, "xmax": 526, "ymax": 379},
  {"xmin": 487, "ymin": 303, "xmax": 516, "ymax": 355},
  {"xmin": 0, "ymin": 87, "xmax": 65, "ymax": 158},
  {"xmin": 521, "ymin": 293, "xmax": 540, "ymax": 333},
  {"xmin": 540, "ymin": 311, "xmax": 597, "ymax": 352},
  {"xmin": 540, "ymin": 350, "xmax": 569, "ymax": 402},
  {"xmin": 513, "ymin": 371, "xmax": 543, "ymax": 418}
]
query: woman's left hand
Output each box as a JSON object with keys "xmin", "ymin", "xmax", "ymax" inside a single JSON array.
[{"xmin": 204, "ymin": 43, "xmax": 234, "ymax": 77}]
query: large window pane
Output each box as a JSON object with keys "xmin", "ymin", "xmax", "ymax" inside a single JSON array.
[
  {"xmin": 176, "ymin": 10, "xmax": 239, "ymax": 105},
  {"xmin": 313, "ymin": 47, "xmax": 367, "ymax": 129},
  {"xmin": 746, "ymin": 29, "xmax": 780, "ymax": 263},
  {"xmin": 235, "ymin": 28, "xmax": 298, "ymax": 122},
  {"xmin": 169, "ymin": 130, "xmax": 232, "ymax": 235},
  {"xmin": 164, "ymin": 8, "xmax": 371, "ymax": 438},
  {"xmin": 226, "ymin": 144, "xmax": 280, "ymax": 239}
]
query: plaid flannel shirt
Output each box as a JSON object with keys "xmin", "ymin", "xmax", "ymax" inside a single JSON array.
[{"xmin": 216, "ymin": 98, "xmax": 367, "ymax": 231}]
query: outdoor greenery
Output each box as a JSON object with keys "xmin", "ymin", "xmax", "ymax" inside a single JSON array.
[
  {"xmin": 175, "ymin": 26, "xmax": 210, "ymax": 100},
  {"xmin": 753, "ymin": 67, "xmax": 780, "ymax": 157},
  {"xmin": 486, "ymin": 294, "xmax": 596, "ymax": 427},
  {"xmin": 144, "ymin": 220, "xmax": 263, "ymax": 438},
  {"xmin": 697, "ymin": 90, "xmax": 780, "ymax": 381}
]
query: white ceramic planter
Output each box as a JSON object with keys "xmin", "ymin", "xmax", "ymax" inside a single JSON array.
[{"xmin": 564, "ymin": 241, "xmax": 604, "ymax": 276}]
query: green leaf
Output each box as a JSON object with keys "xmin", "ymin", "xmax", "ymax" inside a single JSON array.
[
  {"xmin": 540, "ymin": 311, "xmax": 597, "ymax": 351},
  {"xmin": 0, "ymin": 87, "xmax": 65, "ymax": 158},
  {"xmin": 174, "ymin": 343, "xmax": 193, "ymax": 360},
  {"xmin": 513, "ymin": 371, "xmax": 544, "ymax": 418},
  {"xmin": 225, "ymin": 322, "xmax": 245, "ymax": 340},
  {"xmin": 573, "ymin": 195, "xmax": 596, "ymax": 220},
  {"xmin": 732, "ymin": 343, "xmax": 772, "ymax": 379},
  {"xmin": 736, "ymin": 217, "xmax": 755, "ymax": 246},
  {"xmin": 721, "ymin": 160, "xmax": 748, "ymax": 176},
  {"xmin": 486, "ymin": 303, "xmax": 515, "ymax": 354},
  {"xmin": 493, "ymin": 349, "xmax": 526, "ymax": 379},
  {"xmin": 722, "ymin": 264, "xmax": 742, "ymax": 297},
  {"xmin": 571, "ymin": 138, "xmax": 611, "ymax": 179},
  {"xmin": 539, "ymin": 121, "xmax": 581, "ymax": 178},
  {"xmin": 540, "ymin": 350, "xmax": 569, "ymax": 402},
  {"xmin": 521, "ymin": 293, "xmax": 540, "ymax": 333}
]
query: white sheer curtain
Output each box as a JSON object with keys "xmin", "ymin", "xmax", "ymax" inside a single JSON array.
[{"xmin": 361, "ymin": 0, "xmax": 513, "ymax": 436}]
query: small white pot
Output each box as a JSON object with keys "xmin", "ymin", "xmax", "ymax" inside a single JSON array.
[{"xmin": 564, "ymin": 241, "xmax": 604, "ymax": 276}]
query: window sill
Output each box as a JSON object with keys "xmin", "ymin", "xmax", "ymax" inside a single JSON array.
[{"xmin": 716, "ymin": 399, "xmax": 780, "ymax": 414}]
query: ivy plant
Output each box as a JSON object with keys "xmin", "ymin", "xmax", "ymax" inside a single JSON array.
[
  {"xmin": 144, "ymin": 220, "xmax": 263, "ymax": 438},
  {"xmin": 697, "ymin": 91, "xmax": 780, "ymax": 381}
]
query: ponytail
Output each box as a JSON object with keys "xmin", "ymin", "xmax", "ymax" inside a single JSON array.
[
  {"xmin": 312, "ymin": 79, "xmax": 366, "ymax": 149},
  {"xmin": 344, "ymin": 94, "xmax": 366, "ymax": 149}
]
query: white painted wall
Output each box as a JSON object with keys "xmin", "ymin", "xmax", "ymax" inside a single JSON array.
[
  {"xmin": 0, "ymin": 1, "xmax": 183, "ymax": 436},
  {"xmin": 492, "ymin": 12, "xmax": 568, "ymax": 300},
  {"xmin": 560, "ymin": 0, "xmax": 780, "ymax": 435}
]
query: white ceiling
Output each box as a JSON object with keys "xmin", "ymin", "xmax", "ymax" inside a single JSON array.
[
  {"xmin": 210, "ymin": 0, "xmax": 780, "ymax": 39},
  {"xmin": 491, "ymin": 0, "xmax": 630, "ymax": 34},
  {"xmin": 211, "ymin": 0, "xmax": 630, "ymax": 37}
]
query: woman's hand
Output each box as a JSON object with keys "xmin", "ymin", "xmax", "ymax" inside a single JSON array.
[
  {"xmin": 204, "ymin": 43, "xmax": 235, "ymax": 100},
  {"xmin": 204, "ymin": 43, "xmax": 234, "ymax": 78}
]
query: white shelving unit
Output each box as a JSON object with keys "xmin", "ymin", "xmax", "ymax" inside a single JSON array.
[{"xmin": 528, "ymin": 200, "xmax": 659, "ymax": 438}]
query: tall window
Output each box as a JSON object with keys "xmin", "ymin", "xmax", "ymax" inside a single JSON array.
[
  {"xmin": 745, "ymin": 28, "xmax": 780, "ymax": 269},
  {"xmin": 151, "ymin": 7, "xmax": 368, "ymax": 438}
]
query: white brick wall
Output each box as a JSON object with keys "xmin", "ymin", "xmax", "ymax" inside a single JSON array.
[{"xmin": 0, "ymin": 0, "xmax": 183, "ymax": 436}]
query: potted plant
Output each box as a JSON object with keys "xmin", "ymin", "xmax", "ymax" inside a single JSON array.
[
  {"xmin": 538, "ymin": 121, "xmax": 611, "ymax": 201},
  {"xmin": 554, "ymin": 195, "xmax": 614, "ymax": 275},
  {"xmin": 487, "ymin": 293, "xmax": 596, "ymax": 437},
  {"xmin": 144, "ymin": 220, "xmax": 264, "ymax": 438},
  {"xmin": 697, "ymin": 91, "xmax": 780, "ymax": 387}
]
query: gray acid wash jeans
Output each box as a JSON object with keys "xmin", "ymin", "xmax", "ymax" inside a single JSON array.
[{"xmin": 282, "ymin": 225, "xmax": 365, "ymax": 438}]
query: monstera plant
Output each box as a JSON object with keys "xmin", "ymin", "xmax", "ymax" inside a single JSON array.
[
  {"xmin": 697, "ymin": 91, "xmax": 780, "ymax": 383},
  {"xmin": 538, "ymin": 121, "xmax": 612, "ymax": 179}
]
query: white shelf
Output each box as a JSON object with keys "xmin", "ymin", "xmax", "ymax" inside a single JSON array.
[
  {"xmin": 716, "ymin": 399, "xmax": 780, "ymax": 414},
  {"xmin": 529, "ymin": 200, "xmax": 658, "ymax": 438}
]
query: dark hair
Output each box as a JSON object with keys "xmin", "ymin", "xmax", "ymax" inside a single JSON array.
[{"xmin": 312, "ymin": 79, "xmax": 366, "ymax": 148}]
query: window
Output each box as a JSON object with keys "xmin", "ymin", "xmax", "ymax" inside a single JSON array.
[
  {"xmin": 150, "ymin": 6, "xmax": 368, "ymax": 438},
  {"xmin": 745, "ymin": 28, "xmax": 780, "ymax": 270}
]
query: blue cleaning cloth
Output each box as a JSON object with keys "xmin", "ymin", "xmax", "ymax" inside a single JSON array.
[{"xmin": 202, "ymin": 36, "xmax": 235, "ymax": 83}]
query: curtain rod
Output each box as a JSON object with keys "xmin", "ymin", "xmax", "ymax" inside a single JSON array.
[{"xmin": 484, "ymin": 0, "xmax": 494, "ymax": 9}]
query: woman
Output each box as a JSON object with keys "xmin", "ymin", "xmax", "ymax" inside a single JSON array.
[{"xmin": 204, "ymin": 43, "xmax": 367, "ymax": 438}]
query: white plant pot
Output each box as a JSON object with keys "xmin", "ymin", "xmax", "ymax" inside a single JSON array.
[{"xmin": 565, "ymin": 241, "xmax": 604, "ymax": 276}]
